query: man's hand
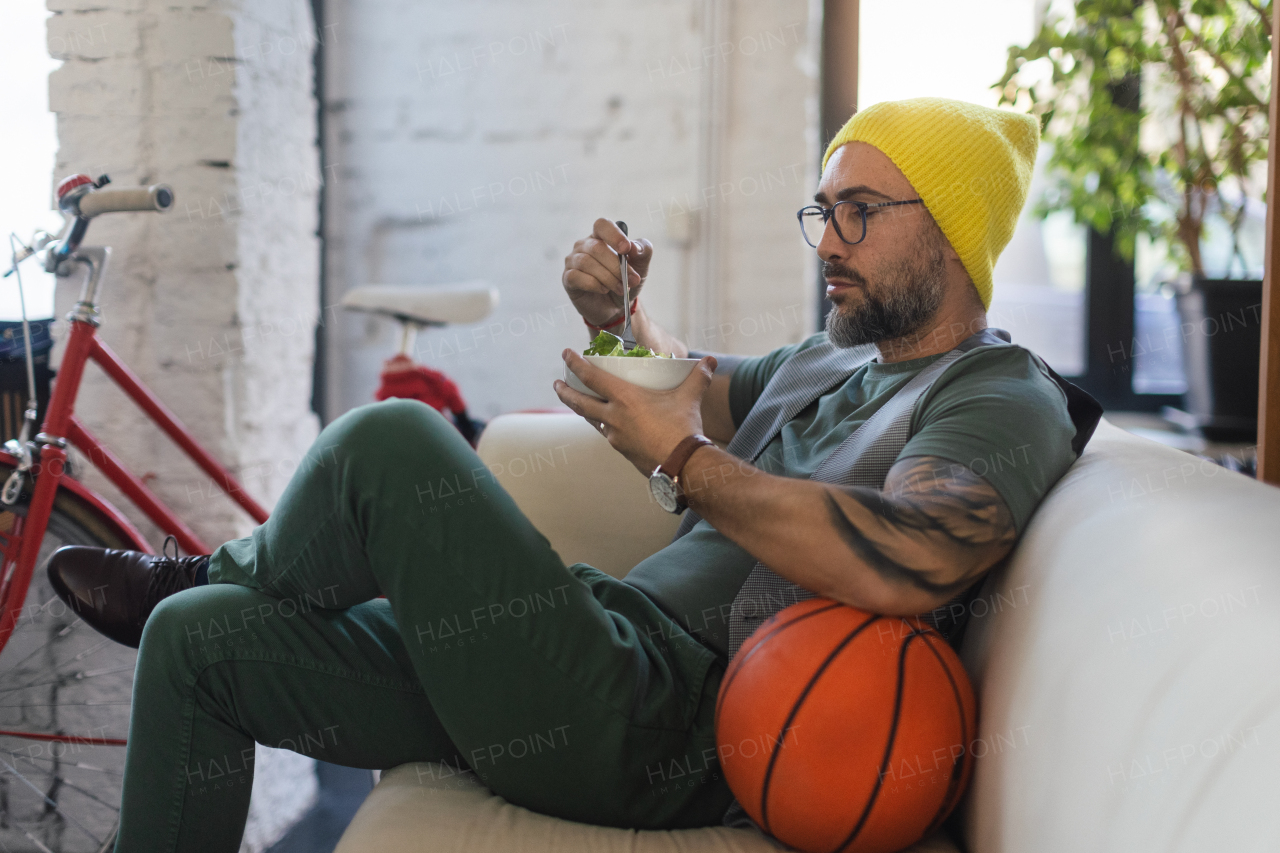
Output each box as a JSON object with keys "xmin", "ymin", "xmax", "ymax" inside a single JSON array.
[
  {"xmin": 562, "ymin": 218, "xmax": 654, "ymax": 328},
  {"xmin": 557, "ymin": 217, "xmax": 736, "ymax": 442},
  {"xmin": 553, "ymin": 349, "xmax": 717, "ymax": 475}
]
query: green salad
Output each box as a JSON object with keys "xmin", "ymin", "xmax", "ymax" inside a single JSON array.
[{"xmin": 583, "ymin": 330, "xmax": 670, "ymax": 358}]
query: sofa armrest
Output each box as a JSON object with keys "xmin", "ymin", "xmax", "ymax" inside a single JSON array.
[{"xmin": 476, "ymin": 413, "xmax": 680, "ymax": 579}]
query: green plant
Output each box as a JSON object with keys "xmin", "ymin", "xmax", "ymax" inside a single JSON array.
[{"xmin": 996, "ymin": 0, "xmax": 1272, "ymax": 277}]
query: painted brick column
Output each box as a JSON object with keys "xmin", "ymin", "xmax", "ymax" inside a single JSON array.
[
  {"xmin": 47, "ymin": 1, "xmax": 324, "ymax": 848},
  {"xmin": 48, "ymin": 0, "xmax": 321, "ymax": 547}
]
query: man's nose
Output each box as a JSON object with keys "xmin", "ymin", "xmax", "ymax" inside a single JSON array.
[{"xmin": 816, "ymin": 219, "xmax": 850, "ymax": 264}]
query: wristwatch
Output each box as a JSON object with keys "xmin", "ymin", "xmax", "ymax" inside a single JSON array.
[{"xmin": 649, "ymin": 434, "xmax": 714, "ymax": 513}]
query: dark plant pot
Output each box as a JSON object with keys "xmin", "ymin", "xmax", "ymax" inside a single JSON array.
[{"xmin": 1163, "ymin": 277, "xmax": 1263, "ymax": 443}]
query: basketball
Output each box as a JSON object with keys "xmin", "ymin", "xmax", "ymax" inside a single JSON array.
[{"xmin": 715, "ymin": 598, "xmax": 977, "ymax": 853}]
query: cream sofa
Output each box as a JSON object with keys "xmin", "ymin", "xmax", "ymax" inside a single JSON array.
[{"xmin": 337, "ymin": 413, "xmax": 1280, "ymax": 852}]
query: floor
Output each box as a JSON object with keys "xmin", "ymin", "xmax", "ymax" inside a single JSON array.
[
  {"xmin": 265, "ymin": 762, "xmax": 375, "ymax": 853},
  {"xmin": 1106, "ymin": 410, "xmax": 1258, "ymax": 475}
]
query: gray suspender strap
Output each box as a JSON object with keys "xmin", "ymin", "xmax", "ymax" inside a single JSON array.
[
  {"xmin": 671, "ymin": 340, "xmax": 879, "ymax": 541},
  {"xmin": 723, "ymin": 340, "xmax": 881, "ymax": 464}
]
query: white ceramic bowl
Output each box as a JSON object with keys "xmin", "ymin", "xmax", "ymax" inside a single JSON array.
[{"xmin": 563, "ymin": 355, "xmax": 700, "ymax": 400}]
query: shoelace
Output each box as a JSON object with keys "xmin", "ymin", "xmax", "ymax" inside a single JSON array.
[{"xmin": 143, "ymin": 535, "xmax": 207, "ymax": 607}]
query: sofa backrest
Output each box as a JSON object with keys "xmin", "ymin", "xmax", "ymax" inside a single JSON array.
[
  {"xmin": 477, "ymin": 413, "xmax": 680, "ymax": 578},
  {"xmin": 959, "ymin": 418, "xmax": 1280, "ymax": 852}
]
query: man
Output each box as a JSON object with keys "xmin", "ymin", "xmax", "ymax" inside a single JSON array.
[{"xmin": 47, "ymin": 98, "xmax": 1098, "ymax": 851}]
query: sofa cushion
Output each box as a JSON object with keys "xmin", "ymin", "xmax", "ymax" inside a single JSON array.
[
  {"xmin": 335, "ymin": 764, "xmax": 780, "ymax": 851},
  {"xmin": 335, "ymin": 763, "xmax": 962, "ymax": 853},
  {"xmin": 959, "ymin": 419, "xmax": 1280, "ymax": 851}
]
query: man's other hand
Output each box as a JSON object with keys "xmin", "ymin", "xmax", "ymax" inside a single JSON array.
[
  {"xmin": 562, "ymin": 218, "xmax": 654, "ymax": 328},
  {"xmin": 553, "ymin": 349, "xmax": 717, "ymax": 474}
]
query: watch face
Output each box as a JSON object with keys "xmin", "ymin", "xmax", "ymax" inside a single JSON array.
[{"xmin": 649, "ymin": 472, "xmax": 681, "ymax": 513}]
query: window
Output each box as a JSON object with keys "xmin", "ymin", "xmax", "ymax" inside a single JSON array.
[{"xmin": 0, "ymin": 1, "xmax": 61, "ymax": 321}]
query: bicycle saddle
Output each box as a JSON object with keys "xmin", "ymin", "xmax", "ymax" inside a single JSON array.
[{"xmin": 341, "ymin": 282, "xmax": 498, "ymax": 326}]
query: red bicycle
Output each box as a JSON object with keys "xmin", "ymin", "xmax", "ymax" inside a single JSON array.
[{"xmin": 0, "ymin": 174, "xmax": 270, "ymax": 852}]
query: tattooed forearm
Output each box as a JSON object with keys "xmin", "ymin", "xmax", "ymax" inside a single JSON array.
[
  {"xmin": 822, "ymin": 492, "xmax": 979, "ymax": 596},
  {"xmin": 823, "ymin": 455, "xmax": 1018, "ymax": 595},
  {"xmin": 675, "ymin": 445, "xmax": 1020, "ymax": 614}
]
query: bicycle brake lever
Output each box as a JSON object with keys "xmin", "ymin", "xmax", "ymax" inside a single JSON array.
[{"xmin": 1, "ymin": 470, "xmax": 24, "ymax": 506}]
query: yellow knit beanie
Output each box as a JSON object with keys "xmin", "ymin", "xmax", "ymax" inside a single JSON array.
[{"xmin": 822, "ymin": 97, "xmax": 1039, "ymax": 310}]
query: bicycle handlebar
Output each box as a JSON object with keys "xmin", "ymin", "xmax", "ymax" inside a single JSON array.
[
  {"xmin": 41, "ymin": 175, "xmax": 177, "ymax": 265},
  {"xmin": 73, "ymin": 184, "xmax": 174, "ymax": 218}
]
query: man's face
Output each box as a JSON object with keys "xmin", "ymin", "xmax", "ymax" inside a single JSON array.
[{"xmin": 813, "ymin": 143, "xmax": 948, "ymax": 349}]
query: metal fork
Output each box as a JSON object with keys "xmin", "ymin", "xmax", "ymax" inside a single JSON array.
[{"xmin": 616, "ymin": 220, "xmax": 636, "ymax": 351}]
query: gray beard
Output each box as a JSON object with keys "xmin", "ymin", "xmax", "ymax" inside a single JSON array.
[{"xmin": 824, "ymin": 245, "xmax": 947, "ymax": 349}]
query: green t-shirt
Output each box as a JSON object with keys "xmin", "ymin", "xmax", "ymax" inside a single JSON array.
[{"xmin": 624, "ymin": 332, "xmax": 1078, "ymax": 657}]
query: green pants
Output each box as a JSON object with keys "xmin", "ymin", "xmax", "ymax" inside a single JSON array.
[{"xmin": 119, "ymin": 400, "xmax": 734, "ymax": 851}]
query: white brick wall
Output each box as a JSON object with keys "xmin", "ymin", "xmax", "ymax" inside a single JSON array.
[{"xmin": 320, "ymin": 0, "xmax": 821, "ymax": 422}]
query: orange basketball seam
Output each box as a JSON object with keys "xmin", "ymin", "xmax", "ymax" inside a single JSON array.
[
  {"xmin": 716, "ymin": 600, "xmax": 845, "ymax": 731},
  {"xmin": 756, "ymin": 612, "xmax": 882, "ymax": 837},
  {"xmin": 833, "ymin": 623, "xmax": 922, "ymax": 853},
  {"xmin": 916, "ymin": 630, "xmax": 974, "ymax": 836}
]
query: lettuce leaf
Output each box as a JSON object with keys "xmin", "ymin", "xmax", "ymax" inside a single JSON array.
[
  {"xmin": 582, "ymin": 331, "xmax": 671, "ymax": 358},
  {"xmin": 584, "ymin": 330, "xmax": 625, "ymax": 356}
]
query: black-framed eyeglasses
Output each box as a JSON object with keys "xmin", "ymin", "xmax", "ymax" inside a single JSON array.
[{"xmin": 796, "ymin": 198, "xmax": 925, "ymax": 248}]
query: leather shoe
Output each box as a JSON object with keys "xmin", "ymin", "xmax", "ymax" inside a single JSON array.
[{"xmin": 46, "ymin": 539, "xmax": 209, "ymax": 648}]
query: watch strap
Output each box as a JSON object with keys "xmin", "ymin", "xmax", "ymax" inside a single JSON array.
[{"xmin": 659, "ymin": 434, "xmax": 714, "ymax": 482}]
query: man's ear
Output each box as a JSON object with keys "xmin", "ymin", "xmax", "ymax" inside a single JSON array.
[
  {"xmin": 936, "ymin": 227, "xmax": 963, "ymax": 263},
  {"xmin": 923, "ymin": 212, "xmax": 962, "ymax": 262},
  {"xmin": 964, "ymin": 281, "xmax": 986, "ymax": 313}
]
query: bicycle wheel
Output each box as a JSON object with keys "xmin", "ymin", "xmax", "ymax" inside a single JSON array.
[{"xmin": 0, "ymin": 492, "xmax": 134, "ymax": 853}]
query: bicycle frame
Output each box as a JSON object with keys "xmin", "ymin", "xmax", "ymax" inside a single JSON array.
[{"xmin": 0, "ymin": 246, "xmax": 269, "ymax": 673}]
